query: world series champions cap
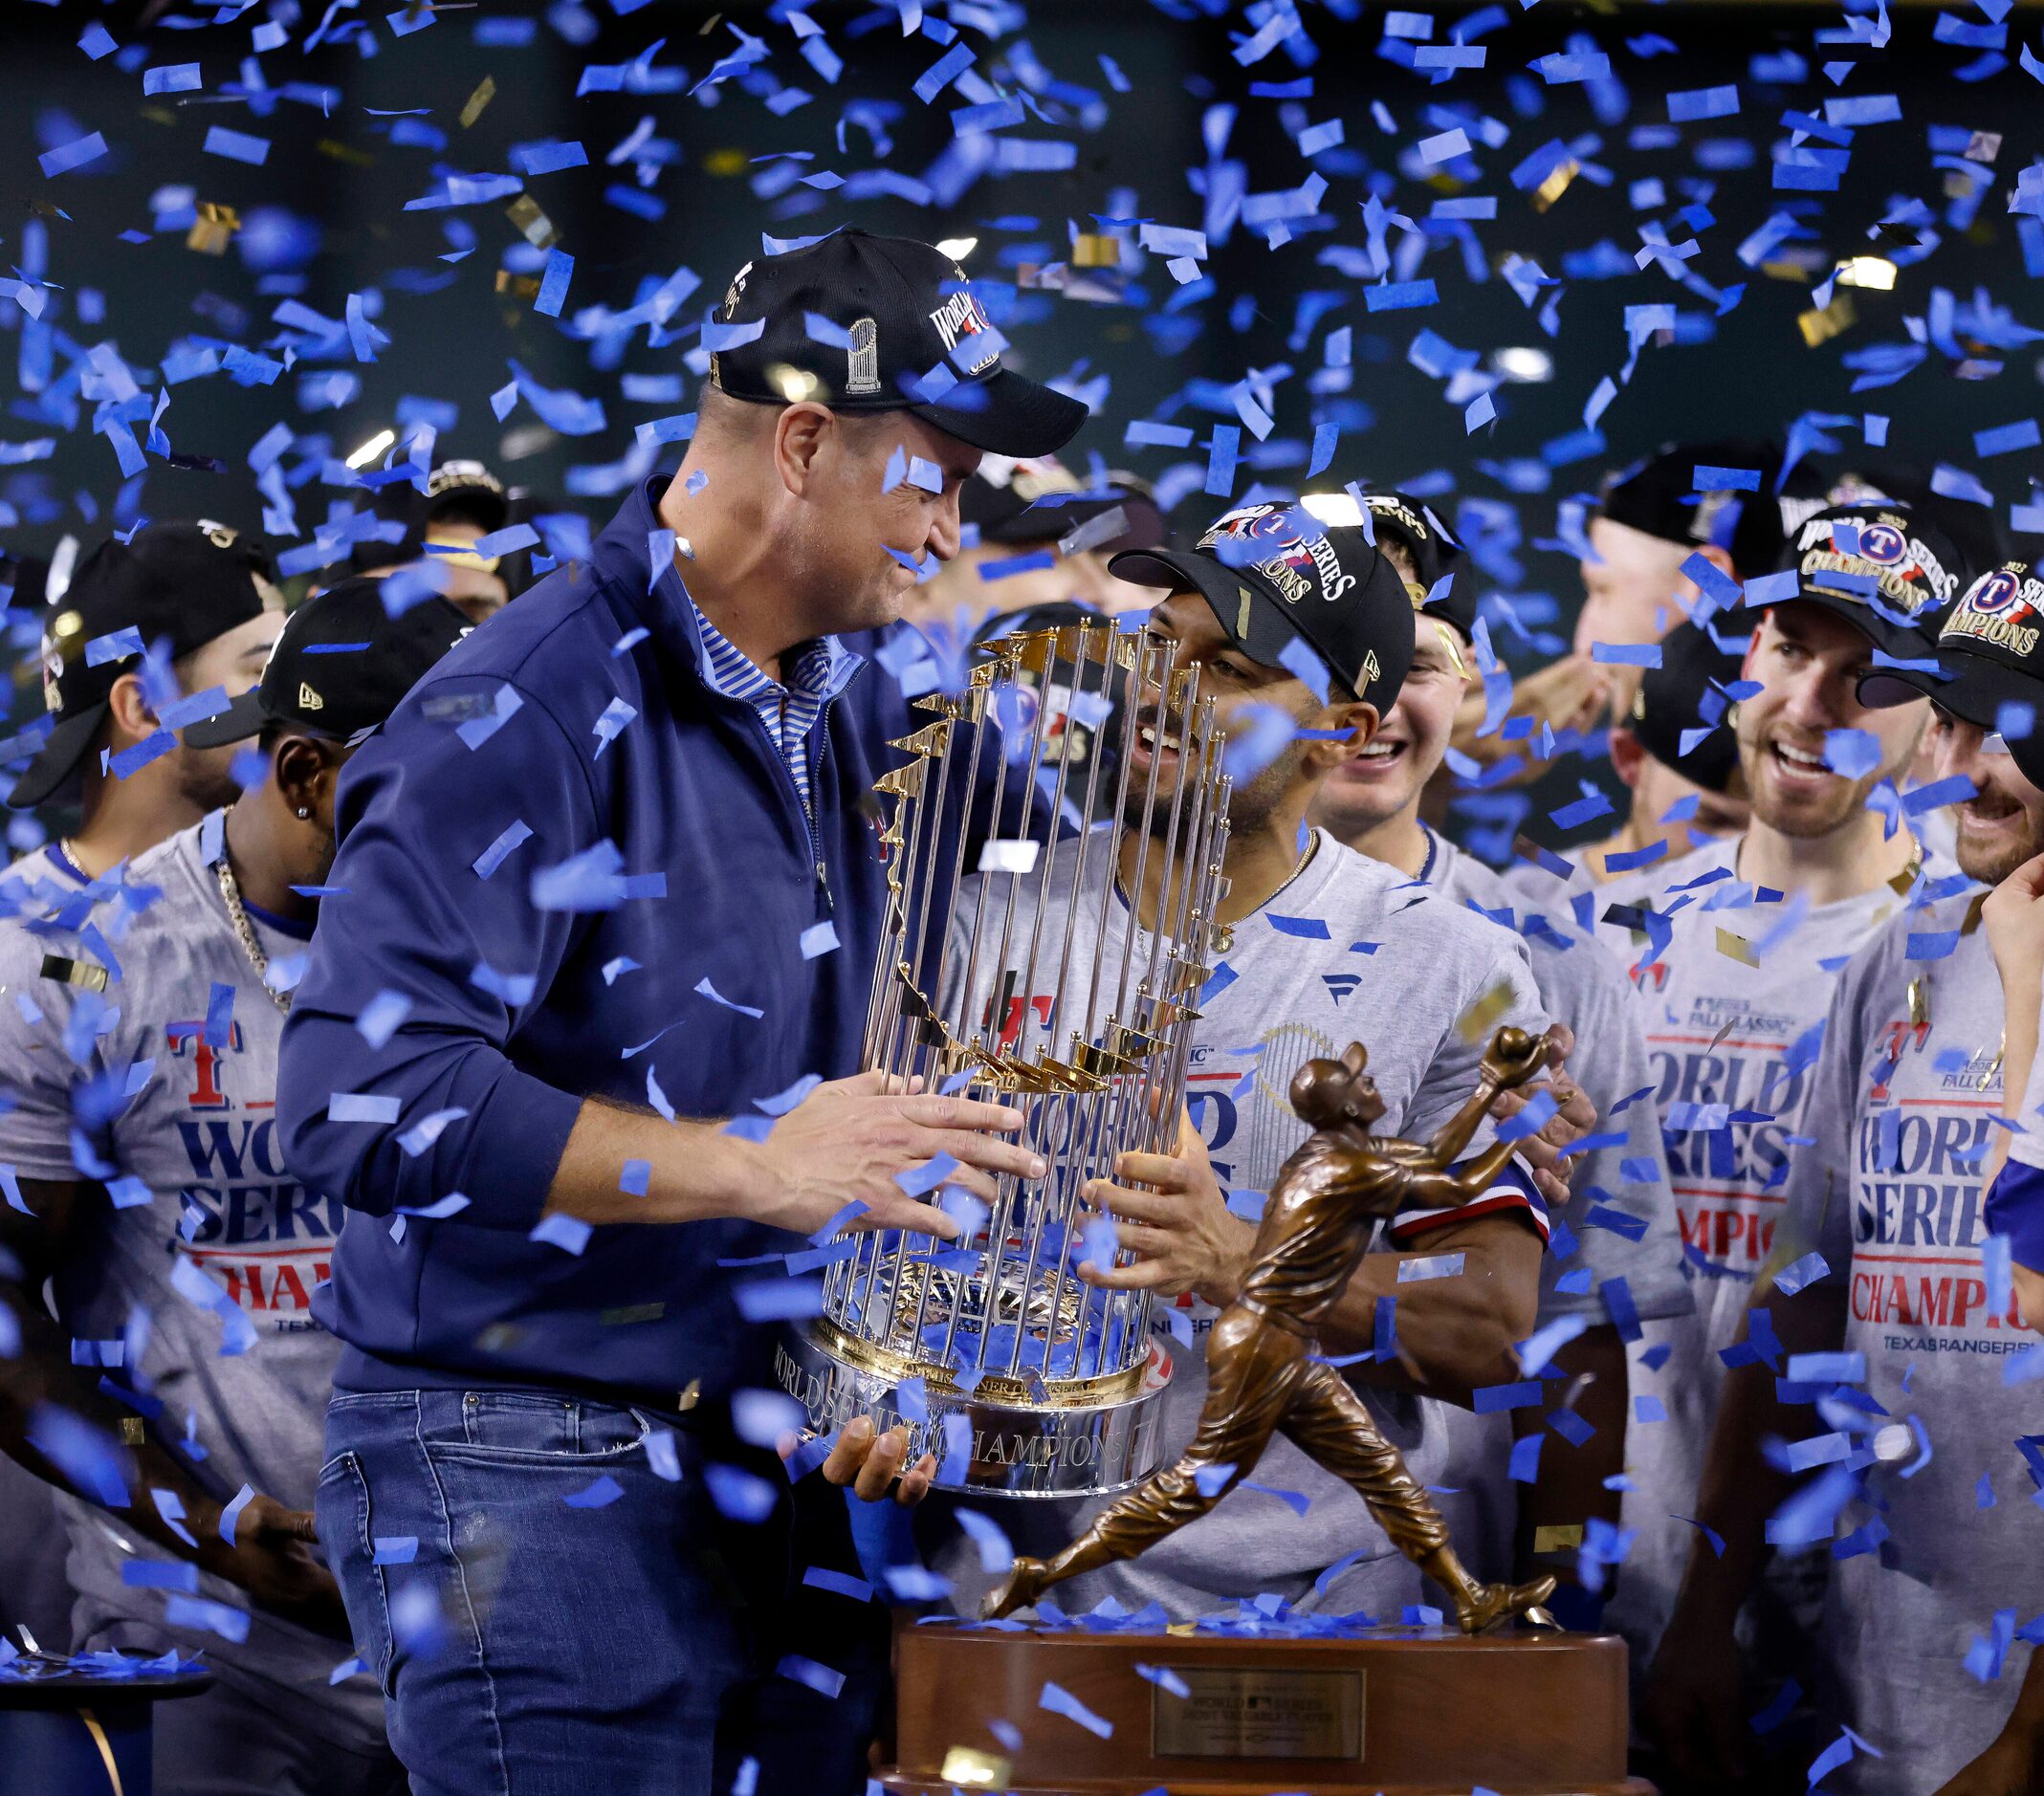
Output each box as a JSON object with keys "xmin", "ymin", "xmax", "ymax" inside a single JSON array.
[
  {"xmin": 1109, "ymin": 502, "xmax": 1417, "ymax": 710},
  {"xmin": 705, "ymin": 229, "xmax": 1087, "ymax": 460},
  {"xmin": 1349, "ymin": 490, "xmax": 1478, "ymax": 638},
  {"xmin": 1769, "ymin": 500, "xmax": 1966, "ymax": 660},
  {"xmin": 1858, "ymin": 560, "xmax": 2044, "ymax": 754}
]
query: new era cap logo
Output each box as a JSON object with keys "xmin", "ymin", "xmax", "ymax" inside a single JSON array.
[{"xmin": 298, "ymin": 682, "xmax": 323, "ymax": 711}]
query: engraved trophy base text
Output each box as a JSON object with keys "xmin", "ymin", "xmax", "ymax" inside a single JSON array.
[
  {"xmin": 775, "ymin": 1325, "xmax": 1173, "ymax": 1498},
  {"xmin": 880, "ymin": 1620, "xmax": 1651, "ymax": 1794}
]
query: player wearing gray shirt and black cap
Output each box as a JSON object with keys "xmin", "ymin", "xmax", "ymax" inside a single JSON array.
[
  {"xmin": 0, "ymin": 578, "xmax": 469, "ymax": 1796},
  {"xmin": 1646, "ymin": 560, "xmax": 2044, "ymax": 1795},
  {"xmin": 1309, "ymin": 490, "xmax": 1688, "ymax": 1629},
  {"xmin": 935, "ymin": 497, "xmax": 1598, "ymax": 1625}
]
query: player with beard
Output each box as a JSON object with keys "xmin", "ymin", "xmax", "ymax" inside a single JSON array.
[
  {"xmin": 933, "ymin": 500, "xmax": 1598, "ymax": 1628},
  {"xmin": 3, "ymin": 522, "xmax": 286, "ymax": 882},
  {"xmin": 1310, "ymin": 492, "xmax": 1688, "ymax": 1627},
  {"xmin": 1644, "ymin": 559, "xmax": 2044, "ymax": 1796},
  {"xmin": 1598, "ymin": 500, "xmax": 1969, "ymax": 1753}
]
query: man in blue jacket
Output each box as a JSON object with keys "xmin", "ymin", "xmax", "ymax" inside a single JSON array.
[{"xmin": 276, "ymin": 230, "xmax": 1087, "ymax": 1795}]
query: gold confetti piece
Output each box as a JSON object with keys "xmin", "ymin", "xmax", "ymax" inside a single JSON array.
[
  {"xmin": 1069, "ymin": 233, "xmax": 1121, "ymax": 269},
  {"xmin": 495, "ymin": 270, "xmax": 541, "ymax": 299},
  {"xmin": 186, "ymin": 202, "xmax": 239, "ymax": 256},
  {"xmin": 1759, "ymin": 257, "xmax": 1813, "ymax": 284},
  {"xmin": 459, "ymin": 75, "xmax": 496, "ymax": 129},
  {"xmin": 120, "ymin": 1417, "xmax": 145, "ymax": 1446},
  {"xmin": 1797, "ymin": 292, "xmax": 1856, "ymax": 348},
  {"xmin": 1455, "ymin": 978, "xmax": 1514, "ymax": 1044},
  {"xmin": 1714, "ymin": 928, "xmax": 1759, "ymax": 968},
  {"xmin": 1835, "ymin": 255, "xmax": 1896, "ymax": 292},
  {"xmin": 1532, "ymin": 1524, "xmax": 1583, "ymax": 1554},
  {"xmin": 677, "ymin": 1378, "xmax": 701, "ymax": 1412},
  {"xmin": 599, "ymin": 1302, "xmax": 665, "ymax": 1325},
  {"xmin": 318, "ymin": 139, "xmax": 374, "ymax": 167},
  {"xmin": 1531, "ymin": 158, "xmax": 1579, "ymax": 213},
  {"xmin": 939, "ymin": 1747, "xmax": 1012, "ymax": 1788},
  {"xmin": 140, "ymin": 105, "xmax": 179, "ymax": 128},
  {"xmin": 505, "ymin": 193, "xmax": 557, "ymax": 249},
  {"xmin": 703, "ymin": 147, "xmax": 749, "ymax": 178},
  {"xmin": 698, "ymin": 11, "xmax": 724, "ymax": 33}
]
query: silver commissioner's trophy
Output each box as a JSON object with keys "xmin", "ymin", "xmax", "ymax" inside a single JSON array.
[{"xmin": 775, "ymin": 623, "xmax": 1232, "ymax": 1497}]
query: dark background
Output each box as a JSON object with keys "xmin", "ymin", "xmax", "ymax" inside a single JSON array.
[{"xmin": 2, "ymin": 0, "xmax": 2039, "ymax": 845}]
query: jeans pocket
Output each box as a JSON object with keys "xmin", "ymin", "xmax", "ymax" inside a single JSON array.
[
  {"xmin": 440, "ymin": 1391, "xmax": 653, "ymax": 1460},
  {"xmin": 315, "ymin": 1449, "xmax": 396, "ymax": 1692}
]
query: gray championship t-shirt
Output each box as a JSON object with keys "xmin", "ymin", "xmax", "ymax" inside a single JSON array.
[
  {"xmin": 0, "ymin": 815, "xmax": 382, "ymax": 1750},
  {"xmin": 936, "ymin": 828, "xmax": 1550, "ymax": 1620},
  {"xmin": 1598, "ymin": 834, "xmax": 1939, "ymax": 1690},
  {"xmin": 1779, "ymin": 896, "xmax": 2038, "ymax": 1793}
]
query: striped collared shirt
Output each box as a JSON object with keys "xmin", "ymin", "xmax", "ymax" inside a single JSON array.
[{"xmin": 686, "ymin": 595, "xmax": 861, "ymax": 816}]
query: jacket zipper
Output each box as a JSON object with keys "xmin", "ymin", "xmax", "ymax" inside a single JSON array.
[{"xmin": 753, "ymin": 692, "xmax": 835, "ymax": 914}]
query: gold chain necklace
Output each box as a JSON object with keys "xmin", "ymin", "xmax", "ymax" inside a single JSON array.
[
  {"xmin": 213, "ymin": 856, "xmax": 290, "ymax": 1015},
  {"xmin": 1119, "ymin": 834, "xmax": 1318, "ymax": 955}
]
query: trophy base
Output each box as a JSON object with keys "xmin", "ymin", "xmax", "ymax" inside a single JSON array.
[
  {"xmin": 774, "ymin": 1325, "xmax": 1172, "ymax": 1497},
  {"xmin": 880, "ymin": 1619, "xmax": 1651, "ymax": 1795}
]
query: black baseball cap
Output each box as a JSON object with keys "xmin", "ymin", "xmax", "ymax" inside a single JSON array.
[
  {"xmin": 962, "ymin": 455, "xmax": 1167, "ymax": 553},
  {"xmin": 1347, "ymin": 490, "xmax": 1477, "ymax": 638},
  {"xmin": 8, "ymin": 521, "xmax": 283, "ymax": 809},
  {"xmin": 1601, "ymin": 440, "xmax": 1790, "ymax": 578},
  {"xmin": 1627, "ymin": 620, "xmax": 1747, "ymax": 795},
  {"xmin": 350, "ymin": 460, "xmax": 513, "ymax": 578},
  {"xmin": 1858, "ymin": 562, "xmax": 2044, "ymax": 741},
  {"xmin": 705, "ymin": 229, "xmax": 1087, "ymax": 458},
  {"xmin": 1768, "ymin": 501, "xmax": 1964, "ymax": 660},
  {"xmin": 184, "ymin": 575, "xmax": 472, "ymax": 749},
  {"xmin": 1109, "ymin": 501, "xmax": 1416, "ymax": 710}
]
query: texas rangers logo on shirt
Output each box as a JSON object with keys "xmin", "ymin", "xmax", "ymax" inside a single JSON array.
[{"xmin": 1941, "ymin": 564, "xmax": 2044, "ymax": 659}]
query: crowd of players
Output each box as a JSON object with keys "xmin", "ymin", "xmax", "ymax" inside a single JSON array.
[{"xmin": 2, "ymin": 404, "xmax": 2042, "ymax": 1796}]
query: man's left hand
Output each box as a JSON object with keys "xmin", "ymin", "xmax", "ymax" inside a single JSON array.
[
  {"xmin": 1076, "ymin": 1110, "xmax": 1254, "ymax": 1307},
  {"xmin": 1490, "ymin": 1023, "xmax": 1597, "ymax": 1209},
  {"xmin": 813, "ymin": 1414, "xmax": 934, "ymax": 1506}
]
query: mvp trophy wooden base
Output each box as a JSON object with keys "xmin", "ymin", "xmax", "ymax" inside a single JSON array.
[{"xmin": 882, "ymin": 1621, "xmax": 1653, "ymax": 1795}]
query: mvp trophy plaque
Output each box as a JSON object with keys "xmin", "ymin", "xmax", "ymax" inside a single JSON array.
[{"xmin": 775, "ymin": 622, "xmax": 1231, "ymax": 1497}]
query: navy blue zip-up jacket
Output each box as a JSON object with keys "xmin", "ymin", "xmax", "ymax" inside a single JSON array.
[{"xmin": 282, "ymin": 478, "xmax": 920, "ymax": 1407}]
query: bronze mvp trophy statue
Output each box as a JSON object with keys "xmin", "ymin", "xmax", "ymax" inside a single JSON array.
[{"xmin": 777, "ymin": 623, "xmax": 1645, "ymax": 1794}]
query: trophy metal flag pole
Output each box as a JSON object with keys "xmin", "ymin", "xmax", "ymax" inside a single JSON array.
[{"xmin": 775, "ymin": 622, "xmax": 1233, "ymax": 1497}]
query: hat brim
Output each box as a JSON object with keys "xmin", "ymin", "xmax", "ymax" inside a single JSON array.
[
  {"xmin": 1108, "ymin": 547, "xmax": 1303, "ymax": 669},
  {"xmin": 180, "ymin": 689, "xmax": 268, "ymax": 751},
  {"xmin": 1776, "ymin": 591, "xmax": 1934, "ymax": 664},
  {"xmin": 6, "ymin": 704, "xmax": 109, "ymax": 810},
  {"xmin": 1859, "ymin": 651, "xmax": 2042, "ymax": 731},
  {"xmin": 984, "ymin": 493, "xmax": 1166, "ymax": 551},
  {"xmin": 911, "ymin": 368, "xmax": 1088, "ymax": 459}
]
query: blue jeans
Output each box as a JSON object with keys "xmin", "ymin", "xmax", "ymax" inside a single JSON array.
[{"xmin": 318, "ymin": 1389, "xmax": 786, "ymax": 1796}]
